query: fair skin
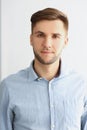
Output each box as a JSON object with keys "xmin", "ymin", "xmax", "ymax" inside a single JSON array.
[{"xmin": 30, "ymin": 20, "xmax": 68, "ymax": 80}]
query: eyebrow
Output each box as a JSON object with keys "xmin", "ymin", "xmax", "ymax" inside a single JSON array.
[
  {"xmin": 33, "ymin": 31, "xmax": 62, "ymax": 36},
  {"xmin": 33, "ymin": 31, "xmax": 44, "ymax": 34}
]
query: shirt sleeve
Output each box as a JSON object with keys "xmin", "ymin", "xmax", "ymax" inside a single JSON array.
[
  {"xmin": 0, "ymin": 80, "xmax": 13, "ymax": 130},
  {"xmin": 81, "ymin": 82, "xmax": 87, "ymax": 130}
]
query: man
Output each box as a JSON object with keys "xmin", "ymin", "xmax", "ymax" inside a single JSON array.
[{"xmin": 0, "ymin": 7, "xmax": 87, "ymax": 130}]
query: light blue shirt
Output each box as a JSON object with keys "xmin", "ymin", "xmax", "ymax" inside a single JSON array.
[{"xmin": 0, "ymin": 60, "xmax": 87, "ymax": 130}]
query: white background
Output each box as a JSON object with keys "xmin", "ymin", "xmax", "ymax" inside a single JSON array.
[{"xmin": 1, "ymin": 0, "xmax": 87, "ymax": 80}]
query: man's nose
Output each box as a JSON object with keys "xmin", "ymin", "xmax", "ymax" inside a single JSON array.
[{"xmin": 43, "ymin": 37, "xmax": 52, "ymax": 48}]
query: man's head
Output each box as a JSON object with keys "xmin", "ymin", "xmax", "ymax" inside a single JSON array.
[
  {"xmin": 30, "ymin": 8, "xmax": 69, "ymax": 65},
  {"xmin": 30, "ymin": 8, "xmax": 69, "ymax": 33}
]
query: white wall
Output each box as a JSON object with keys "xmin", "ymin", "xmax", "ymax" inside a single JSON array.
[{"xmin": 1, "ymin": 0, "xmax": 87, "ymax": 80}]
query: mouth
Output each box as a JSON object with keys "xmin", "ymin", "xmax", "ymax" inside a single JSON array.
[{"xmin": 41, "ymin": 51, "xmax": 53, "ymax": 54}]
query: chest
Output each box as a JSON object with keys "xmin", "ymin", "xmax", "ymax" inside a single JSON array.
[{"xmin": 10, "ymin": 80, "xmax": 85, "ymax": 125}]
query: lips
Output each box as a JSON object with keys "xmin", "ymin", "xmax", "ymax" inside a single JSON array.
[
  {"xmin": 41, "ymin": 51, "xmax": 53, "ymax": 55},
  {"xmin": 41, "ymin": 51, "xmax": 51, "ymax": 53},
  {"xmin": 41, "ymin": 50, "xmax": 53, "ymax": 53}
]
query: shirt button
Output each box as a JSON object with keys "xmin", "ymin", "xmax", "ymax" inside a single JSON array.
[
  {"xmin": 51, "ymin": 104, "xmax": 54, "ymax": 108},
  {"xmin": 37, "ymin": 77, "xmax": 42, "ymax": 81},
  {"xmin": 51, "ymin": 124, "xmax": 55, "ymax": 129}
]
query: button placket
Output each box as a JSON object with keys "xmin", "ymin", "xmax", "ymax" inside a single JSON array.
[{"xmin": 48, "ymin": 82, "xmax": 55, "ymax": 130}]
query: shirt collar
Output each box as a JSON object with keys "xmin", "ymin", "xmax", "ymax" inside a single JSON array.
[
  {"xmin": 58, "ymin": 58, "xmax": 74, "ymax": 79},
  {"xmin": 27, "ymin": 59, "xmax": 74, "ymax": 81},
  {"xmin": 28, "ymin": 61, "xmax": 40, "ymax": 81}
]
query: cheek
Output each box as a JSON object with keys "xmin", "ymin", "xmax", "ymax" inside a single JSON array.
[
  {"xmin": 32, "ymin": 38, "xmax": 42, "ymax": 47},
  {"xmin": 32, "ymin": 43, "xmax": 41, "ymax": 52},
  {"xmin": 54, "ymin": 42, "xmax": 65, "ymax": 52},
  {"xmin": 54, "ymin": 42, "xmax": 64, "ymax": 49}
]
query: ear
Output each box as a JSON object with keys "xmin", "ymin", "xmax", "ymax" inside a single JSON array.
[
  {"xmin": 64, "ymin": 36, "xmax": 68, "ymax": 48},
  {"xmin": 30, "ymin": 34, "xmax": 33, "ymax": 46}
]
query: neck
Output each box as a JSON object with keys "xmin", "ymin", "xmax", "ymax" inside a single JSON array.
[{"xmin": 33, "ymin": 59, "xmax": 61, "ymax": 81}]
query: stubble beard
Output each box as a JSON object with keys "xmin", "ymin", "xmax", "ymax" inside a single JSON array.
[{"xmin": 33, "ymin": 50, "xmax": 60, "ymax": 65}]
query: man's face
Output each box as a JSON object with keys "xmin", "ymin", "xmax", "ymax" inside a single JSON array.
[{"xmin": 30, "ymin": 20, "xmax": 68, "ymax": 65}]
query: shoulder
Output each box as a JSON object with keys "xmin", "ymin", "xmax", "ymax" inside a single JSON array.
[
  {"xmin": 0, "ymin": 66, "xmax": 30, "ymax": 90},
  {"xmin": 61, "ymin": 59, "xmax": 87, "ymax": 89},
  {"xmin": 67, "ymin": 67, "xmax": 87, "ymax": 95}
]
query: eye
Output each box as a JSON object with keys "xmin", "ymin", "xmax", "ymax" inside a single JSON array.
[
  {"xmin": 52, "ymin": 34, "xmax": 61, "ymax": 39},
  {"xmin": 37, "ymin": 33, "xmax": 45, "ymax": 38}
]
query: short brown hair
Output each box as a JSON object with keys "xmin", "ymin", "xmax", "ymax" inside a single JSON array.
[{"xmin": 30, "ymin": 8, "xmax": 69, "ymax": 32}]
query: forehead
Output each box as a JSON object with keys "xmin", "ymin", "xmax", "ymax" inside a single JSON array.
[{"xmin": 32, "ymin": 20, "xmax": 66, "ymax": 34}]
